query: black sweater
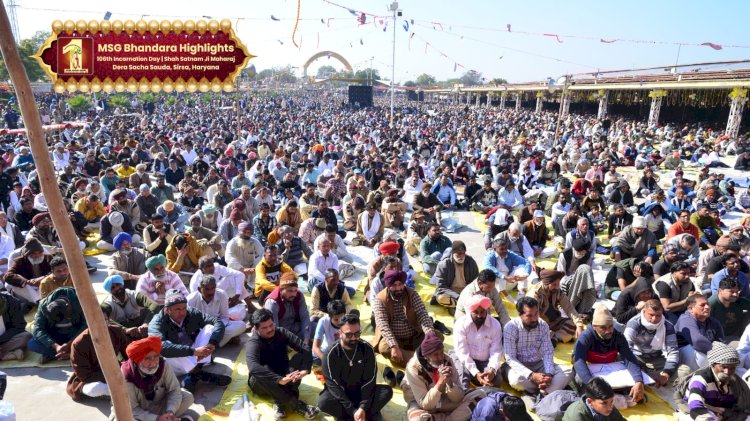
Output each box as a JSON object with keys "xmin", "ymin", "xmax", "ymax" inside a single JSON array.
[
  {"xmin": 322, "ymin": 340, "xmax": 379, "ymax": 417},
  {"xmin": 246, "ymin": 327, "xmax": 311, "ymax": 383}
]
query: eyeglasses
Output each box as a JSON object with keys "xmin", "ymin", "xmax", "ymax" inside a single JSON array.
[{"xmin": 343, "ymin": 331, "xmax": 361, "ymax": 339}]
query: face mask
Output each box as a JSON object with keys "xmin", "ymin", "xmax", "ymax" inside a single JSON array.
[
  {"xmin": 641, "ymin": 316, "xmax": 663, "ymax": 331},
  {"xmin": 28, "ymin": 256, "xmax": 44, "ymax": 265}
]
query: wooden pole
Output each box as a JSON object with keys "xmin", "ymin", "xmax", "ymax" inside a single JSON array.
[{"xmin": 0, "ymin": 3, "xmax": 134, "ymax": 420}]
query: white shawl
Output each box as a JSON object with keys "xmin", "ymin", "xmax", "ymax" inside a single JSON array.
[{"xmin": 360, "ymin": 211, "xmax": 381, "ymax": 240}]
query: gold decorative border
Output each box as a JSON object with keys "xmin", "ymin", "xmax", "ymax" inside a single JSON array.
[{"xmin": 33, "ymin": 19, "xmax": 254, "ymax": 93}]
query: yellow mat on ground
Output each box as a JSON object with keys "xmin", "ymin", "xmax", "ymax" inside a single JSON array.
[
  {"xmin": 203, "ymin": 211, "xmax": 676, "ymax": 420},
  {"xmin": 83, "ymin": 231, "xmax": 109, "ymax": 256}
]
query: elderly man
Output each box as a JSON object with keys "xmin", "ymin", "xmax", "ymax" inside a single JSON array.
[
  {"xmin": 414, "ymin": 182, "xmax": 443, "ymax": 224},
  {"xmin": 677, "ymin": 342, "xmax": 750, "ymax": 421},
  {"xmin": 676, "ymin": 293, "xmax": 726, "ymax": 371},
  {"xmin": 148, "ymin": 289, "xmax": 229, "ymax": 390},
  {"xmin": 67, "ymin": 324, "xmax": 129, "ymax": 401},
  {"xmin": 318, "ymin": 313, "xmax": 392, "ymax": 421},
  {"xmin": 307, "ymin": 238, "xmax": 340, "ymax": 292},
  {"xmin": 226, "ymin": 220, "xmax": 264, "ymax": 292},
  {"xmin": 186, "ymin": 214, "xmax": 223, "ymax": 260},
  {"xmin": 623, "ymin": 299, "xmax": 680, "ymax": 388},
  {"xmin": 371, "ymin": 270, "xmax": 436, "ymax": 367},
  {"xmin": 0, "ymin": 292, "xmax": 32, "ymax": 361},
  {"xmin": 108, "ymin": 232, "xmax": 147, "ymax": 289},
  {"xmin": 135, "ymin": 183, "xmax": 160, "ymax": 222},
  {"xmin": 314, "ymin": 224, "xmax": 353, "ymax": 264},
  {"xmin": 523, "ymin": 210, "xmax": 556, "ymax": 259},
  {"xmin": 263, "ymin": 273, "xmax": 312, "ymax": 344},
  {"xmin": 419, "ymin": 223, "xmax": 453, "ymax": 275},
  {"xmin": 403, "ymin": 330, "xmax": 486, "ymax": 421},
  {"xmin": 454, "ymin": 295, "xmax": 504, "ymax": 388},
  {"xmin": 503, "ymin": 296, "xmax": 572, "ymax": 397},
  {"xmin": 187, "ymin": 275, "xmax": 245, "ymax": 347},
  {"xmin": 246, "ymin": 309, "xmax": 319, "ymax": 420},
  {"xmin": 495, "ymin": 222, "xmax": 539, "ymax": 274},
  {"xmin": 653, "ymin": 261, "xmax": 696, "ymax": 323},
  {"xmin": 310, "ymin": 268, "xmax": 353, "ymax": 325},
  {"xmin": 143, "ymin": 213, "xmax": 176, "ymax": 257},
  {"xmin": 483, "ymin": 237, "xmax": 533, "ymax": 299},
  {"xmin": 114, "ymin": 336, "xmax": 195, "ymax": 421},
  {"xmin": 157, "ymin": 200, "xmax": 190, "ymax": 233},
  {"xmin": 529, "ymin": 270, "xmax": 585, "ymax": 344},
  {"xmin": 611, "ymin": 215, "xmax": 657, "ymax": 264},
  {"xmin": 28, "ymin": 288, "xmax": 87, "ymax": 363},
  {"xmin": 189, "ymin": 257, "xmax": 253, "ymax": 320},
  {"xmin": 101, "ymin": 275, "xmax": 160, "ymax": 338},
  {"xmin": 432, "ymin": 241, "xmax": 479, "ymax": 309},
  {"xmin": 564, "ymin": 217, "xmax": 598, "ymax": 265},
  {"xmin": 110, "ymin": 188, "xmax": 142, "ymax": 231},
  {"xmin": 4, "ymin": 238, "xmax": 51, "ymax": 304},
  {"xmin": 573, "ymin": 305, "xmax": 645, "ymax": 404},
  {"xmin": 136, "ymin": 255, "xmax": 189, "ymax": 306}
]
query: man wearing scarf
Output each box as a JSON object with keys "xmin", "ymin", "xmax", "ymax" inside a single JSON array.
[
  {"xmin": 4, "ymin": 238, "xmax": 51, "ymax": 304},
  {"xmin": 573, "ymin": 305, "xmax": 645, "ymax": 405},
  {"xmin": 263, "ymin": 273, "xmax": 311, "ymax": 344},
  {"xmin": 148, "ymin": 289, "xmax": 228, "ymax": 390},
  {"xmin": 403, "ymin": 331, "xmax": 486, "ymax": 421},
  {"xmin": 225, "ymin": 220, "xmax": 264, "ymax": 291},
  {"xmin": 116, "ymin": 336, "xmax": 195, "ymax": 421},
  {"xmin": 101, "ymin": 275, "xmax": 160, "ymax": 339},
  {"xmin": 353, "ymin": 202, "xmax": 384, "ymax": 247},
  {"xmin": 623, "ymin": 299, "xmax": 679, "ymax": 387},
  {"xmin": 136, "ymin": 255, "xmax": 188, "ymax": 306},
  {"xmin": 678, "ymin": 342, "xmax": 750, "ymax": 421},
  {"xmin": 611, "ymin": 215, "xmax": 657, "ymax": 264},
  {"xmin": 523, "ymin": 210, "xmax": 556, "ymax": 259},
  {"xmin": 109, "ymin": 232, "xmax": 147, "ymax": 289}
]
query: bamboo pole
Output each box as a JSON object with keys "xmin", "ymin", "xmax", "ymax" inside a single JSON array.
[{"xmin": 0, "ymin": 3, "xmax": 134, "ymax": 420}]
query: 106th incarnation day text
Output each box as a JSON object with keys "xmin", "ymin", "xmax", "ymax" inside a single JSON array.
[{"xmin": 96, "ymin": 44, "xmax": 235, "ymax": 71}]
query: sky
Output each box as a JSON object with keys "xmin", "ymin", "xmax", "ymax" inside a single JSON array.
[{"xmin": 10, "ymin": 0, "xmax": 750, "ymax": 84}]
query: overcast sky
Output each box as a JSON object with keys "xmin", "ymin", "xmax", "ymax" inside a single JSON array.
[{"xmin": 12, "ymin": 0, "xmax": 750, "ymax": 83}]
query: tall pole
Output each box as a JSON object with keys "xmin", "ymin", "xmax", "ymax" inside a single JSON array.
[
  {"xmin": 554, "ymin": 74, "xmax": 571, "ymax": 144},
  {"xmin": 369, "ymin": 56, "xmax": 373, "ymax": 86},
  {"xmin": 0, "ymin": 3, "xmax": 134, "ymax": 420},
  {"xmin": 390, "ymin": 2, "xmax": 397, "ymax": 124}
]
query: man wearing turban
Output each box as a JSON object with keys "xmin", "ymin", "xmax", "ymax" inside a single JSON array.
[
  {"xmin": 136, "ymin": 254, "xmax": 188, "ymax": 305},
  {"xmin": 371, "ymin": 270, "xmax": 436, "ymax": 367},
  {"xmin": 225, "ymin": 219, "xmax": 264, "ymax": 293},
  {"xmin": 529, "ymin": 269, "xmax": 585, "ymax": 344},
  {"xmin": 117, "ymin": 336, "xmax": 195, "ymax": 420},
  {"xmin": 402, "ymin": 330, "xmax": 486, "ymax": 420},
  {"xmin": 109, "ymin": 232, "xmax": 147, "ymax": 289},
  {"xmin": 110, "ymin": 187, "xmax": 143, "ymax": 231},
  {"xmin": 454, "ymin": 294, "xmax": 504, "ymax": 388},
  {"xmin": 101, "ymin": 275, "xmax": 160, "ymax": 339},
  {"xmin": 97, "ymin": 210, "xmax": 139, "ymax": 252},
  {"xmin": 432, "ymin": 241, "xmax": 479, "ymax": 309}
]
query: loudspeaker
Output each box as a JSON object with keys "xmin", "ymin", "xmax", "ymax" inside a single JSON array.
[
  {"xmin": 406, "ymin": 91, "xmax": 424, "ymax": 102},
  {"xmin": 348, "ymin": 85, "xmax": 373, "ymax": 107}
]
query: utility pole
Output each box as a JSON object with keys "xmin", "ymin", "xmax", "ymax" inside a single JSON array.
[
  {"xmin": 369, "ymin": 56, "xmax": 374, "ymax": 86},
  {"xmin": 389, "ymin": 1, "xmax": 399, "ymax": 124},
  {"xmin": 554, "ymin": 74, "xmax": 571, "ymax": 144}
]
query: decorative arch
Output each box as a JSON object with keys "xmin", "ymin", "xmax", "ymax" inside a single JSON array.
[{"xmin": 302, "ymin": 51, "xmax": 353, "ymax": 78}]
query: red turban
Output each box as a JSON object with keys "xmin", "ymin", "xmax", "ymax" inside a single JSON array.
[
  {"xmin": 126, "ymin": 336, "xmax": 162, "ymax": 364},
  {"xmin": 379, "ymin": 241, "xmax": 400, "ymax": 256}
]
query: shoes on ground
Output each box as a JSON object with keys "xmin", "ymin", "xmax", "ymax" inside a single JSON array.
[{"xmin": 272, "ymin": 403, "xmax": 286, "ymax": 420}]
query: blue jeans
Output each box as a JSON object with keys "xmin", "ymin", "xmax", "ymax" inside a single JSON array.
[{"xmin": 28, "ymin": 338, "xmax": 57, "ymax": 359}]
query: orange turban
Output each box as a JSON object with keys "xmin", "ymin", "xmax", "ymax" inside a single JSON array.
[
  {"xmin": 126, "ymin": 336, "xmax": 162, "ymax": 364},
  {"xmin": 379, "ymin": 241, "xmax": 400, "ymax": 256}
]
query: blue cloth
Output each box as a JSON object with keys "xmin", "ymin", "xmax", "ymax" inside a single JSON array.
[
  {"xmin": 710, "ymin": 269, "xmax": 750, "ymax": 299},
  {"xmin": 102, "ymin": 275, "xmax": 124, "ymax": 293},
  {"xmin": 112, "ymin": 232, "xmax": 132, "ymax": 251},
  {"xmin": 482, "ymin": 250, "xmax": 531, "ymax": 277},
  {"xmin": 28, "ymin": 338, "xmax": 56, "ymax": 359},
  {"xmin": 471, "ymin": 391, "xmax": 512, "ymax": 421}
]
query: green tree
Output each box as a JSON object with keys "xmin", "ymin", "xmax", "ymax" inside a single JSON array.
[
  {"xmin": 458, "ymin": 70, "xmax": 483, "ymax": 86},
  {"xmin": 0, "ymin": 31, "xmax": 51, "ymax": 82},
  {"xmin": 140, "ymin": 92, "xmax": 157, "ymax": 104},
  {"xmin": 490, "ymin": 77, "xmax": 508, "ymax": 85},
  {"xmin": 415, "ymin": 73, "xmax": 437, "ymax": 86},
  {"xmin": 316, "ymin": 65, "xmax": 337, "ymax": 78},
  {"xmin": 403, "ymin": 80, "xmax": 416, "ymax": 87},
  {"xmin": 109, "ymin": 94, "xmax": 130, "ymax": 109},
  {"xmin": 257, "ymin": 69, "xmax": 273, "ymax": 80},
  {"xmin": 353, "ymin": 68, "xmax": 380, "ymax": 81},
  {"xmin": 66, "ymin": 95, "xmax": 92, "ymax": 115}
]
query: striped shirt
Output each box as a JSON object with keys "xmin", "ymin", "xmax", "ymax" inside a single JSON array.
[
  {"xmin": 503, "ymin": 318, "xmax": 556, "ymax": 376},
  {"xmin": 686, "ymin": 369, "xmax": 737, "ymax": 418}
]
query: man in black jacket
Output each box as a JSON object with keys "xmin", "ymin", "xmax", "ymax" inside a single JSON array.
[
  {"xmin": 0, "ymin": 292, "xmax": 32, "ymax": 360},
  {"xmin": 318, "ymin": 314, "xmax": 393, "ymax": 421},
  {"xmin": 246, "ymin": 308, "xmax": 319, "ymax": 420}
]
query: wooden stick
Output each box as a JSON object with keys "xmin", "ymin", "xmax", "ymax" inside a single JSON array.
[{"xmin": 0, "ymin": 3, "xmax": 134, "ymax": 420}]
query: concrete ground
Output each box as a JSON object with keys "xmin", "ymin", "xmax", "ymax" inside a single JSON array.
[{"xmin": 3, "ymin": 210, "xmax": 487, "ymax": 421}]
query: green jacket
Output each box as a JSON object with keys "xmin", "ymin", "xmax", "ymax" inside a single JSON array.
[
  {"xmin": 419, "ymin": 235, "xmax": 452, "ymax": 265},
  {"xmin": 33, "ymin": 287, "xmax": 87, "ymax": 348},
  {"xmin": 562, "ymin": 398, "xmax": 626, "ymax": 421}
]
